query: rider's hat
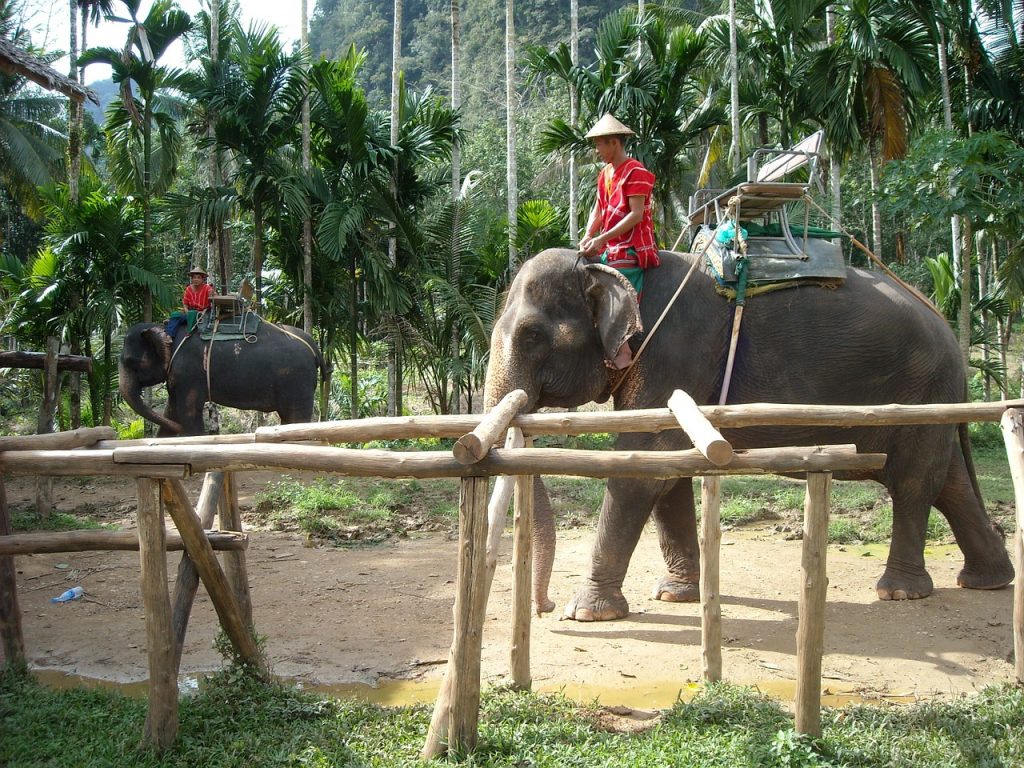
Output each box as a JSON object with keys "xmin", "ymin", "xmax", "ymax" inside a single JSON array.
[
  {"xmin": 585, "ymin": 113, "xmax": 635, "ymax": 139},
  {"xmin": 188, "ymin": 266, "xmax": 207, "ymax": 277}
]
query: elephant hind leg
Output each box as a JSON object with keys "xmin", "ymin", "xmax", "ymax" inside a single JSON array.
[{"xmin": 934, "ymin": 451, "xmax": 1014, "ymax": 591}]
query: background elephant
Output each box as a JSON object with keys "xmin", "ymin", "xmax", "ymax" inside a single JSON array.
[
  {"xmin": 484, "ymin": 248, "xmax": 1014, "ymax": 621},
  {"xmin": 119, "ymin": 321, "xmax": 327, "ymax": 436}
]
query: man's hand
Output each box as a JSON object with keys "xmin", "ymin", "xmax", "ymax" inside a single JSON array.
[{"xmin": 578, "ymin": 233, "xmax": 605, "ymax": 257}]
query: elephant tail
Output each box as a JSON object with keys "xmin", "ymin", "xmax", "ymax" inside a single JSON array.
[{"xmin": 959, "ymin": 422, "xmax": 985, "ymax": 510}]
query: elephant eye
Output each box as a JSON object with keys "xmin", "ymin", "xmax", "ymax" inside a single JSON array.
[{"xmin": 517, "ymin": 323, "xmax": 546, "ymax": 348}]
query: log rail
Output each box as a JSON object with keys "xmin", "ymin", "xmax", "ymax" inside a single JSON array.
[{"xmin": 1, "ymin": 396, "xmax": 1022, "ymax": 755}]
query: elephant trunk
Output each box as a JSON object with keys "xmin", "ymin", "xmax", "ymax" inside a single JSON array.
[{"xmin": 118, "ymin": 362, "xmax": 182, "ymax": 434}]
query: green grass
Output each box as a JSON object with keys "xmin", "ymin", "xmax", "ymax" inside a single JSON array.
[
  {"xmin": 10, "ymin": 508, "xmax": 110, "ymax": 532},
  {"xmin": 1, "ymin": 668, "xmax": 1020, "ymax": 767},
  {"xmin": 253, "ymin": 476, "xmax": 458, "ymax": 546}
]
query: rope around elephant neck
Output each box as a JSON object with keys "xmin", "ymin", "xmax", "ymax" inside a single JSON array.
[
  {"xmin": 609, "ymin": 236, "xmax": 711, "ymax": 396},
  {"xmin": 801, "ymin": 194, "xmax": 946, "ymax": 322}
]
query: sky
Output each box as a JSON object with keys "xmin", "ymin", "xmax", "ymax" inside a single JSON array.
[{"xmin": 21, "ymin": 0, "xmax": 305, "ymax": 84}]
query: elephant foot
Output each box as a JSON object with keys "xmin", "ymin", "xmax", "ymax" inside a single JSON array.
[
  {"xmin": 562, "ymin": 585, "xmax": 629, "ymax": 622},
  {"xmin": 956, "ymin": 558, "xmax": 1014, "ymax": 591},
  {"xmin": 875, "ymin": 566, "xmax": 933, "ymax": 601},
  {"xmin": 651, "ymin": 575, "xmax": 699, "ymax": 603}
]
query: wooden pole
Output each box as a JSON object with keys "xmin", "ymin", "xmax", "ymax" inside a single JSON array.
[
  {"xmin": 0, "ymin": 426, "xmax": 115, "ymax": 451},
  {"xmin": 423, "ymin": 476, "xmax": 489, "ymax": 758},
  {"xmin": 668, "ymin": 390, "xmax": 733, "ymax": 466},
  {"xmin": 999, "ymin": 410, "xmax": 1024, "ymax": 684},
  {"xmin": 111, "ymin": 443, "xmax": 884, "ymax": 479},
  {"xmin": 0, "ymin": 528, "xmax": 246, "ymax": 556},
  {"xmin": 0, "ymin": 350, "xmax": 93, "ymax": 372},
  {"xmin": 510, "ymin": 436, "xmax": 534, "ymax": 689},
  {"xmin": 0, "ymin": 477, "xmax": 25, "ymax": 670},
  {"xmin": 136, "ymin": 477, "xmax": 178, "ymax": 750},
  {"xmin": 220, "ymin": 472, "xmax": 253, "ymax": 630},
  {"xmin": 453, "ymin": 389, "xmax": 527, "ymax": 464},
  {"xmin": 248, "ymin": 398, "xmax": 1024, "ymax": 444},
  {"xmin": 160, "ymin": 479, "xmax": 263, "ymax": 672},
  {"xmin": 165, "ymin": 472, "xmax": 225, "ymax": 674},
  {"xmin": 795, "ymin": 471, "xmax": 831, "ymax": 737},
  {"xmin": 34, "ymin": 337, "xmax": 60, "ymax": 517},
  {"xmin": 699, "ymin": 476, "xmax": 722, "ymax": 682}
]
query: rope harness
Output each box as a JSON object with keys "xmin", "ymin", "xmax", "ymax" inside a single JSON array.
[{"xmin": 608, "ymin": 192, "xmax": 944, "ymax": 401}]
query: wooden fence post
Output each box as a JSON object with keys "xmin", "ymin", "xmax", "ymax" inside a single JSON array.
[
  {"xmin": 220, "ymin": 472, "xmax": 253, "ymax": 629},
  {"xmin": 795, "ymin": 471, "xmax": 831, "ymax": 737},
  {"xmin": 136, "ymin": 477, "xmax": 178, "ymax": 750},
  {"xmin": 34, "ymin": 337, "xmax": 60, "ymax": 518},
  {"xmin": 0, "ymin": 477, "xmax": 25, "ymax": 670},
  {"xmin": 999, "ymin": 409, "xmax": 1024, "ymax": 684},
  {"xmin": 422, "ymin": 476, "xmax": 489, "ymax": 758},
  {"xmin": 166, "ymin": 472, "xmax": 225, "ymax": 673},
  {"xmin": 510, "ymin": 438, "xmax": 534, "ymax": 689},
  {"xmin": 699, "ymin": 476, "xmax": 723, "ymax": 682},
  {"xmin": 160, "ymin": 478, "xmax": 263, "ymax": 671}
]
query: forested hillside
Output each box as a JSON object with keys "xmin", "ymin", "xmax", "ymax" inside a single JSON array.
[{"xmin": 309, "ymin": 0, "xmax": 678, "ymax": 114}]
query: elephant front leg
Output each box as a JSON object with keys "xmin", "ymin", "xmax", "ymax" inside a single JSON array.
[
  {"xmin": 563, "ymin": 478, "xmax": 663, "ymax": 621},
  {"xmin": 876, "ymin": 491, "xmax": 933, "ymax": 601},
  {"xmin": 650, "ymin": 478, "xmax": 700, "ymax": 603}
]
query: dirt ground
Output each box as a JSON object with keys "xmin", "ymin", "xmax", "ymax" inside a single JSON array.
[{"xmin": 5, "ymin": 471, "xmax": 1018, "ymax": 711}]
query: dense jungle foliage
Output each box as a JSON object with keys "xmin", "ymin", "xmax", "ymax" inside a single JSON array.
[{"xmin": 0, "ymin": 0, "xmax": 1023, "ymax": 431}]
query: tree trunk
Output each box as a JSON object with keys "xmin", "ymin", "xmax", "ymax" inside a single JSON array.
[
  {"xmin": 868, "ymin": 140, "xmax": 882, "ymax": 261},
  {"xmin": 505, "ymin": 0, "xmax": 518, "ymax": 272},
  {"xmin": 450, "ymin": 0, "xmax": 462, "ymax": 413},
  {"xmin": 350, "ymin": 250, "xmax": 359, "ymax": 420},
  {"xmin": 253, "ymin": 199, "xmax": 264, "ymax": 307},
  {"xmin": 568, "ymin": 0, "xmax": 579, "ymax": 245},
  {"xmin": 67, "ymin": 0, "xmax": 81, "ymax": 205},
  {"xmin": 958, "ymin": 216, "xmax": 973, "ymax": 371},
  {"xmin": 936, "ymin": 28, "xmax": 963, "ymax": 276},
  {"xmin": 302, "ymin": 0, "xmax": 314, "ymax": 335},
  {"xmin": 728, "ymin": 0, "xmax": 740, "ymax": 171},
  {"xmin": 388, "ymin": 0, "xmax": 403, "ymax": 418}
]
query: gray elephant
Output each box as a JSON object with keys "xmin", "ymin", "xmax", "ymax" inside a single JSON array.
[
  {"xmin": 484, "ymin": 248, "xmax": 1014, "ymax": 621},
  {"xmin": 119, "ymin": 320, "xmax": 327, "ymax": 436}
]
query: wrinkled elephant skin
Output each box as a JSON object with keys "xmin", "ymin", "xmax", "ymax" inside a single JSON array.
[
  {"xmin": 119, "ymin": 321, "xmax": 327, "ymax": 436},
  {"xmin": 484, "ymin": 249, "xmax": 1014, "ymax": 621}
]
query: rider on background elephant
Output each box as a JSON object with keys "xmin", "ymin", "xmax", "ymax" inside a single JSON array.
[{"xmin": 484, "ymin": 249, "xmax": 1014, "ymax": 621}]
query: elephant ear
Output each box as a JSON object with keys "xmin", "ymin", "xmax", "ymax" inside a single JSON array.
[
  {"xmin": 583, "ymin": 263, "xmax": 643, "ymax": 361},
  {"xmin": 144, "ymin": 325, "xmax": 174, "ymax": 372}
]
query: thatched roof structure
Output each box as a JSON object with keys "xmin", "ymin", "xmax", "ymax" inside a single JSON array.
[{"xmin": 0, "ymin": 36, "xmax": 98, "ymax": 104}]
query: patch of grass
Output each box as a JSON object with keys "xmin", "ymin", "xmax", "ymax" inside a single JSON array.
[
  {"xmin": 253, "ymin": 476, "xmax": 457, "ymax": 546},
  {"xmin": 545, "ymin": 476, "xmax": 605, "ymax": 526},
  {"xmin": 3, "ymin": 670, "xmax": 1020, "ymax": 767},
  {"xmin": 10, "ymin": 508, "xmax": 109, "ymax": 532}
]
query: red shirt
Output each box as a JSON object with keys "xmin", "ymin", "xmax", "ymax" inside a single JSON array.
[
  {"xmin": 183, "ymin": 283, "xmax": 213, "ymax": 311},
  {"xmin": 597, "ymin": 158, "xmax": 659, "ymax": 269}
]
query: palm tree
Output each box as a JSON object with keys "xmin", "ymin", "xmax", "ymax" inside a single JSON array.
[
  {"xmin": 301, "ymin": 0, "xmax": 313, "ymax": 334},
  {"xmin": 0, "ymin": 7, "xmax": 67, "ymax": 218},
  {"xmin": 201, "ymin": 21, "xmax": 308, "ymax": 307},
  {"xmin": 79, "ymin": 0, "xmax": 192, "ymax": 321},
  {"xmin": 529, "ymin": 8, "xmax": 724, "ymax": 242},
  {"xmin": 388, "ymin": 0, "xmax": 403, "ymax": 417},
  {"xmin": 506, "ymin": 0, "xmax": 519, "ymax": 271},
  {"xmin": 808, "ymin": 0, "xmax": 934, "ymax": 260}
]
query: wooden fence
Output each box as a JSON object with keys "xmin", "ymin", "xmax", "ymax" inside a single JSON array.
[{"xmin": 0, "ymin": 397, "xmax": 1021, "ymax": 757}]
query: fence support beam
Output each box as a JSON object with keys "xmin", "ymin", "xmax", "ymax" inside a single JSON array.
[
  {"xmin": 0, "ymin": 477, "xmax": 25, "ymax": 670},
  {"xmin": 699, "ymin": 477, "xmax": 722, "ymax": 682},
  {"xmin": 795, "ymin": 471, "xmax": 832, "ymax": 737},
  {"xmin": 999, "ymin": 409, "xmax": 1024, "ymax": 684},
  {"xmin": 423, "ymin": 476, "xmax": 489, "ymax": 758},
  {"xmin": 510, "ymin": 443, "xmax": 534, "ymax": 689},
  {"xmin": 137, "ymin": 477, "xmax": 178, "ymax": 750}
]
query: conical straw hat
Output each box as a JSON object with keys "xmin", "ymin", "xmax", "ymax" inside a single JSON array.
[
  {"xmin": 585, "ymin": 113, "xmax": 635, "ymax": 138},
  {"xmin": 188, "ymin": 266, "xmax": 207, "ymax": 276}
]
